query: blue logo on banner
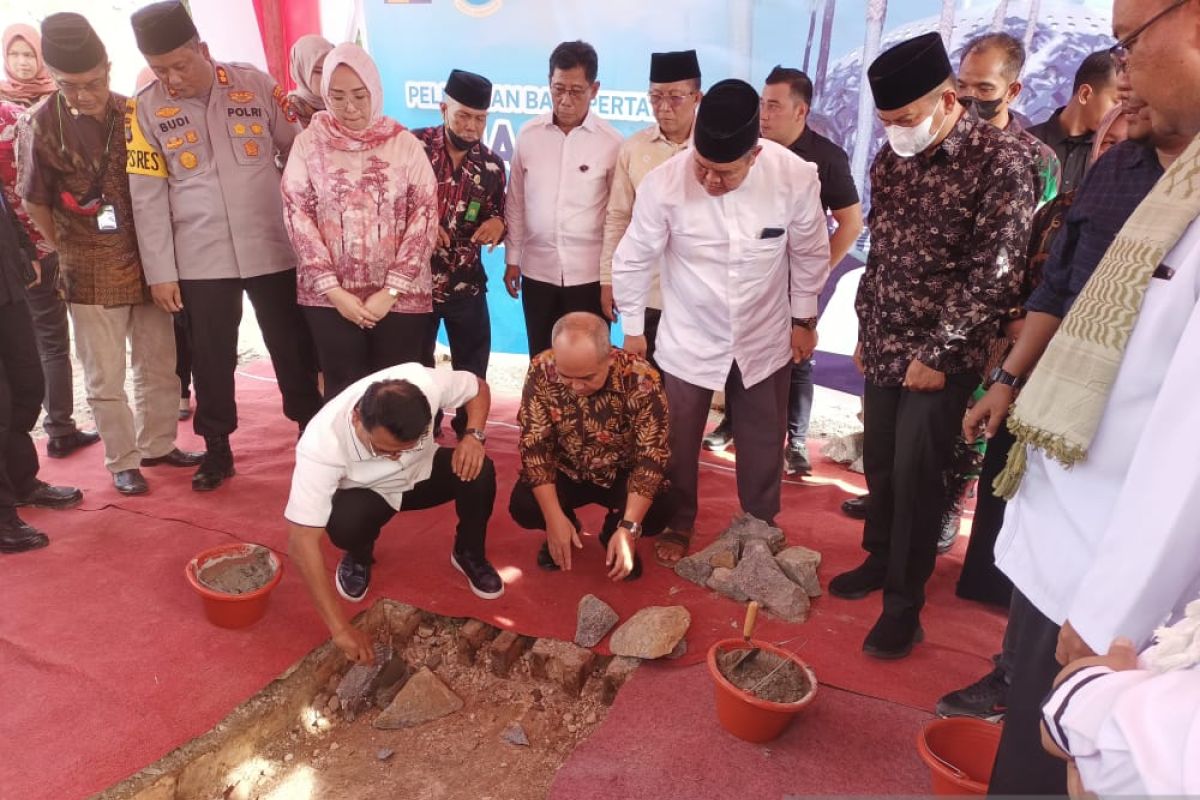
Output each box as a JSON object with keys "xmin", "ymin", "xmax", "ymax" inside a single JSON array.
[{"xmin": 455, "ymin": 0, "xmax": 502, "ymax": 17}]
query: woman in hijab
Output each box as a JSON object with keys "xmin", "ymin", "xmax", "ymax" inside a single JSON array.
[
  {"xmin": 0, "ymin": 24, "xmax": 56, "ymax": 107},
  {"xmin": 288, "ymin": 34, "xmax": 333, "ymax": 129},
  {"xmin": 282, "ymin": 43, "xmax": 438, "ymax": 402}
]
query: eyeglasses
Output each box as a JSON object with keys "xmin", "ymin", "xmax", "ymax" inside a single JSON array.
[
  {"xmin": 328, "ymin": 93, "xmax": 370, "ymax": 111},
  {"xmin": 550, "ymin": 84, "xmax": 591, "ymax": 101},
  {"xmin": 1109, "ymin": 0, "xmax": 1188, "ymax": 66},
  {"xmin": 648, "ymin": 91, "xmax": 694, "ymax": 109},
  {"xmin": 57, "ymin": 76, "xmax": 108, "ymax": 96},
  {"xmin": 363, "ymin": 428, "xmax": 429, "ymax": 460}
]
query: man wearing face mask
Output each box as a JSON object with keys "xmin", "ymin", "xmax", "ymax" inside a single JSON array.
[
  {"xmin": 412, "ymin": 70, "xmax": 506, "ymax": 437},
  {"xmin": 832, "ymin": 32, "xmax": 1035, "ymax": 659},
  {"xmin": 958, "ymin": 33, "xmax": 1061, "ymax": 205}
]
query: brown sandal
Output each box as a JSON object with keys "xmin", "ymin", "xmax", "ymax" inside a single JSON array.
[{"xmin": 654, "ymin": 529, "xmax": 693, "ymax": 568}]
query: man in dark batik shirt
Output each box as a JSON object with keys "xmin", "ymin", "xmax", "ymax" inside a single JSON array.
[
  {"xmin": 830, "ymin": 32, "xmax": 1035, "ymax": 660},
  {"xmin": 413, "ymin": 69, "xmax": 506, "ymax": 434}
]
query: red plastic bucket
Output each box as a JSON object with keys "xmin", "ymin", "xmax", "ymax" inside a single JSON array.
[
  {"xmin": 185, "ymin": 543, "xmax": 283, "ymax": 629},
  {"xmin": 917, "ymin": 717, "xmax": 1003, "ymax": 795},
  {"xmin": 706, "ymin": 638, "xmax": 818, "ymax": 743}
]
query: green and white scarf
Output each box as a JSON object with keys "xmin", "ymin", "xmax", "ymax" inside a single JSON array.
[{"xmin": 995, "ymin": 132, "xmax": 1200, "ymax": 500}]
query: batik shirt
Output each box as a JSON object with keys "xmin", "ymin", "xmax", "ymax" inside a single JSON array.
[
  {"xmin": 1005, "ymin": 114, "xmax": 1061, "ymax": 206},
  {"xmin": 517, "ymin": 348, "xmax": 670, "ymax": 498},
  {"xmin": 412, "ymin": 125, "xmax": 506, "ymax": 305},
  {"xmin": 857, "ymin": 112, "xmax": 1036, "ymax": 386}
]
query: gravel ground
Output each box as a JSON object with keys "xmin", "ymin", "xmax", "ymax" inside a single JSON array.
[{"xmin": 37, "ymin": 299, "xmax": 863, "ymax": 441}]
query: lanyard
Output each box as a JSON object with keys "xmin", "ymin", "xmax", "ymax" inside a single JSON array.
[{"xmin": 56, "ymin": 94, "xmax": 117, "ymax": 203}]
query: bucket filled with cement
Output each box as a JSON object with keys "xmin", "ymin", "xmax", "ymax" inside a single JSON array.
[{"xmin": 186, "ymin": 543, "xmax": 283, "ymax": 628}]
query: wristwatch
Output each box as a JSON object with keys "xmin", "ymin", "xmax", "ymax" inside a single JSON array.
[
  {"xmin": 464, "ymin": 427, "xmax": 487, "ymax": 444},
  {"xmin": 386, "ymin": 287, "xmax": 400, "ymax": 299},
  {"xmin": 792, "ymin": 316, "xmax": 818, "ymax": 330},
  {"xmin": 617, "ymin": 519, "xmax": 642, "ymax": 540},
  {"xmin": 987, "ymin": 366, "xmax": 1025, "ymax": 389}
]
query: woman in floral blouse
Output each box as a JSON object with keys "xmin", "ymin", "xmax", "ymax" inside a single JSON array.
[{"xmin": 283, "ymin": 43, "xmax": 438, "ymax": 401}]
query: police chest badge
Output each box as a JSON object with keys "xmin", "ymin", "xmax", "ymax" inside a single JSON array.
[
  {"xmin": 229, "ymin": 90, "xmax": 255, "ymax": 104},
  {"xmin": 166, "ymin": 136, "xmax": 183, "ymax": 150},
  {"xmin": 185, "ymin": 131, "xmax": 200, "ymax": 144},
  {"xmin": 179, "ymin": 151, "xmax": 199, "ymax": 170},
  {"xmin": 243, "ymin": 140, "xmax": 260, "ymax": 158},
  {"xmin": 233, "ymin": 123, "xmax": 247, "ymax": 136},
  {"xmin": 250, "ymin": 123, "xmax": 263, "ymax": 136},
  {"xmin": 156, "ymin": 106, "xmax": 181, "ymax": 118}
]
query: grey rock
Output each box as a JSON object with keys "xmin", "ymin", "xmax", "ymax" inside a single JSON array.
[
  {"xmin": 674, "ymin": 536, "xmax": 741, "ymax": 585},
  {"xmin": 374, "ymin": 667, "xmax": 463, "ymax": 729},
  {"xmin": 609, "ymin": 606, "xmax": 691, "ymax": 659},
  {"xmin": 574, "ymin": 594, "xmax": 619, "ymax": 648},
  {"xmin": 376, "ymin": 748, "xmax": 394, "ymax": 761},
  {"xmin": 776, "ymin": 545, "xmax": 823, "ymax": 598},
  {"xmin": 501, "ymin": 722, "xmax": 530, "ymax": 747},
  {"xmin": 335, "ymin": 642, "xmax": 392, "ymax": 716},
  {"xmin": 728, "ymin": 540, "xmax": 810, "ymax": 621},
  {"xmin": 707, "ymin": 566, "xmax": 747, "ymax": 601},
  {"xmin": 724, "ymin": 513, "xmax": 787, "ymax": 554}
]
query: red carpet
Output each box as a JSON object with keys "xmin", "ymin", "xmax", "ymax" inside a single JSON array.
[
  {"xmin": 551, "ymin": 662, "xmax": 934, "ymax": 798},
  {"xmin": 2, "ymin": 362, "xmax": 1003, "ymax": 799}
]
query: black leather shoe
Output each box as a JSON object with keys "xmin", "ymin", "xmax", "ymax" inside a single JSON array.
[
  {"xmin": 141, "ymin": 448, "xmax": 205, "ymax": 468},
  {"xmin": 45, "ymin": 430, "xmax": 101, "ymax": 459},
  {"xmin": 829, "ymin": 558, "xmax": 887, "ymax": 599},
  {"xmin": 113, "ymin": 469, "xmax": 149, "ymax": 495},
  {"xmin": 0, "ymin": 520, "xmax": 50, "ymax": 553},
  {"xmin": 536, "ymin": 541, "xmax": 560, "ymax": 571},
  {"xmin": 192, "ymin": 436, "xmax": 234, "ymax": 492},
  {"xmin": 702, "ymin": 419, "xmax": 734, "ymax": 451},
  {"xmin": 841, "ymin": 494, "xmax": 870, "ymax": 520},
  {"xmin": 16, "ymin": 481, "xmax": 83, "ymax": 510},
  {"xmin": 863, "ymin": 611, "xmax": 925, "ymax": 660}
]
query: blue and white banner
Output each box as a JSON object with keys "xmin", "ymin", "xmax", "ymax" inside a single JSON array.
[{"xmin": 365, "ymin": 0, "xmax": 1114, "ymax": 389}]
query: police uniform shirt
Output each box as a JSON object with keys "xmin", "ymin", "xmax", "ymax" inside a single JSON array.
[{"xmin": 127, "ymin": 61, "xmax": 300, "ymax": 285}]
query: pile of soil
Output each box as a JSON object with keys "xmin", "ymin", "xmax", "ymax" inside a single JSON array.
[
  {"xmin": 717, "ymin": 648, "xmax": 813, "ymax": 704},
  {"xmin": 220, "ymin": 620, "xmax": 611, "ymax": 800},
  {"xmin": 197, "ymin": 547, "xmax": 276, "ymax": 595}
]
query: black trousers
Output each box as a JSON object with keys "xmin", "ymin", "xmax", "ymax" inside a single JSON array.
[
  {"xmin": 520, "ymin": 276, "xmax": 604, "ymax": 356},
  {"xmin": 174, "ymin": 309, "xmax": 192, "ymax": 400},
  {"xmin": 326, "ymin": 447, "xmax": 495, "ymax": 566},
  {"xmin": 179, "ymin": 270, "xmax": 321, "ymax": 438},
  {"xmin": 957, "ymin": 424, "xmax": 1015, "ymax": 607},
  {"xmin": 304, "ymin": 306, "xmax": 432, "ymax": 402},
  {"xmin": 508, "ymin": 469, "xmax": 676, "ymax": 539},
  {"xmin": 643, "ymin": 307, "xmax": 662, "ymax": 369},
  {"xmin": 861, "ymin": 374, "xmax": 977, "ymax": 617},
  {"xmin": 0, "ymin": 299, "xmax": 45, "ymax": 524},
  {"xmin": 988, "ymin": 590, "xmax": 1068, "ymax": 795},
  {"xmin": 24, "ymin": 254, "xmax": 76, "ymax": 438},
  {"xmin": 424, "ymin": 292, "xmax": 491, "ymax": 432}
]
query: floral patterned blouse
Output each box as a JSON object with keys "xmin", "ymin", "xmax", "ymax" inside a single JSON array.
[{"xmin": 517, "ymin": 348, "xmax": 670, "ymax": 498}]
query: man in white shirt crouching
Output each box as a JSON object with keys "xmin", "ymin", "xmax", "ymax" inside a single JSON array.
[
  {"xmin": 613, "ymin": 78, "xmax": 830, "ymax": 567},
  {"xmin": 286, "ymin": 364, "xmax": 502, "ymax": 663}
]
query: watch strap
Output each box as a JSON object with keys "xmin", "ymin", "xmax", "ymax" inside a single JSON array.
[{"xmin": 618, "ymin": 519, "xmax": 642, "ymax": 539}]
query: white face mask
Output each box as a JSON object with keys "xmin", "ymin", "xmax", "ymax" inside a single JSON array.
[{"xmin": 884, "ymin": 104, "xmax": 947, "ymax": 158}]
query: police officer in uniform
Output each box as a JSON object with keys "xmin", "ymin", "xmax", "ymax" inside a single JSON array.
[{"xmin": 127, "ymin": 1, "xmax": 321, "ymax": 491}]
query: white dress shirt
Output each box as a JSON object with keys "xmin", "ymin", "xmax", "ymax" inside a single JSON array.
[
  {"xmin": 996, "ymin": 218, "xmax": 1200, "ymax": 651},
  {"xmin": 504, "ymin": 111, "xmax": 623, "ymax": 287},
  {"xmin": 1042, "ymin": 663, "xmax": 1200, "ymax": 795},
  {"xmin": 611, "ymin": 138, "xmax": 830, "ymax": 390},
  {"xmin": 284, "ymin": 364, "xmax": 478, "ymax": 528}
]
